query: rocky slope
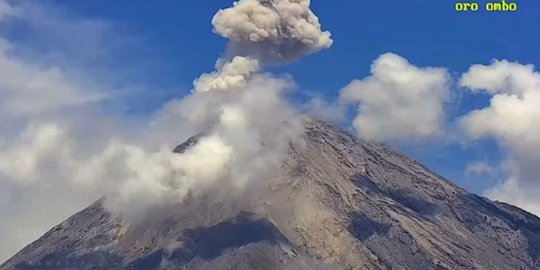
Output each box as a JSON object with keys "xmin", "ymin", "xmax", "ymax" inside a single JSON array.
[{"xmin": 2, "ymin": 118, "xmax": 540, "ymax": 270}]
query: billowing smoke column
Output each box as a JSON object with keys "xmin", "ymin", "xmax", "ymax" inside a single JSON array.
[
  {"xmin": 194, "ymin": 56, "xmax": 261, "ymax": 93},
  {"xmin": 103, "ymin": 0, "xmax": 333, "ymax": 217},
  {"xmin": 212, "ymin": 0, "xmax": 333, "ymax": 62}
]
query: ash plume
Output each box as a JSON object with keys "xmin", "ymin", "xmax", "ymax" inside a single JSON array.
[
  {"xmin": 194, "ymin": 56, "xmax": 261, "ymax": 93},
  {"xmin": 100, "ymin": 0, "xmax": 335, "ymax": 219},
  {"xmin": 212, "ymin": 0, "xmax": 333, "ymax": 62}
]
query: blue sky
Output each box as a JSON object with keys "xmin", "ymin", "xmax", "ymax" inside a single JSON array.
[
  {"xmin": 54, "ymin": 0, "xmax": 539, "ymax": 91},
  {"xmin": 42, "ymin": 0, "xmax": 537, "ymax": 193}
]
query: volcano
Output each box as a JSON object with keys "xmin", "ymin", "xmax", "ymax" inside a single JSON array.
[{"xmin": 2, "ymin": 118, "xmax": 540, "ymax": 270}]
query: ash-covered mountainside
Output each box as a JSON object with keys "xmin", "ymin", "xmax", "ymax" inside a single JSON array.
[{"xmin": 2, "ymin": 118, "xmax": 540, "ymax": 270}]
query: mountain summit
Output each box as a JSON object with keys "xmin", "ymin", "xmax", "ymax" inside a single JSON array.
[{"xmin": 2, "ymin": 118, "xmax": 540, "ymax": 270}]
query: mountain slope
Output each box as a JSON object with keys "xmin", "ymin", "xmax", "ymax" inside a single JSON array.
[{"xmin": 2, "ymin": 118, "xmax": 540, "ymax": 270}]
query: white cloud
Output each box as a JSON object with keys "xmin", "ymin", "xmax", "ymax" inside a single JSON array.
[
  {"xmin": 303, "ymin": 97, "xmax": 346, "ymax": 124},
  {"xmin": 0, "ymin": 39, "xmax": 107, "ymax": 117},
  {"xmin": 0, "ymin": 0, "xmax": 17, "ymax": 21},
  {"xmin": 486, "ymin": 176, "xmax": 540, "ymax": 217},
  {"xmin": 0, "ymin": 123, "xmax": 73, "ymax": 185},
  {"xmin": 0, "ymin": 1, "xmax": 168, "ymax": 261},
  {"xmin": 460, "ymin": 60, "xmax": 540, "ymax": 216},
  {"xmin": 339, "ymin": 53, "xmax": 450, "ymax": 141},
  {"xmin": 460, "ymin": 60, "xmax": 539, "ymax": 95},
  {"xmin": 465, "ymin": 161, "xmax": 494, "ymax": 177},
  {"xmin": 0, "ymin": 7, "xmax": 135, "ymax": 257}
]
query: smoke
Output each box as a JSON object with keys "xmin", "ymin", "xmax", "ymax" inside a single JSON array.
[
  {"xmin": 140, "ymin": 73, "xmax": 303, "ymax": 216},
  {"xmin": 116, "ymin": 0, "xmax": 336, "ymax": 220},
  {"xmin": 0, "ymin": 0, "xmax": 331, "ymax": 260},
  {"xmin": 194, "ymin": 56, "xmax": 261, "ymax": 92},
  {"xmin": 212, "ymin": 0, "xmax": 332, "ymax": 62},
  {"xmin": 98, "ymin": 0, "xmax": 331, "ymax": 222}
]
